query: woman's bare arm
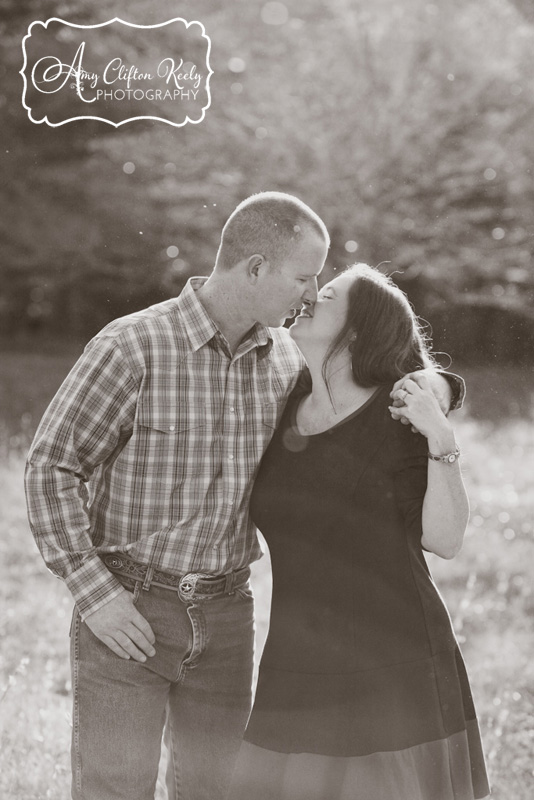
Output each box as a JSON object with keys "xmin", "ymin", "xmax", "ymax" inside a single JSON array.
[{"xmin": 390, "ymin": 375, "xmax": 469, "ymax": 559}]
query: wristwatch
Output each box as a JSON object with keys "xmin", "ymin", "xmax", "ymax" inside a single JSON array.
[{"xmin": 428, "ymin": 446, "xmax": 460, "ymax": 464}]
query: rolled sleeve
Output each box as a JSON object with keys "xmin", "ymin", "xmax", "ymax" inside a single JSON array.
[{"xmin": 439, "ymin": 371, "xmax": 465, "ymax": 412}]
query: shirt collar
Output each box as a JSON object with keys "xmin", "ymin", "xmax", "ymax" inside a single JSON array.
[{"xmin": 178, "ymin": 276, "xmax": 273, "ymax": 353}]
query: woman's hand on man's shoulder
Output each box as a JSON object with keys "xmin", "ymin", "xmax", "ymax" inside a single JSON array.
[{"xmin": 388, "ymin": 371, "xmax": 454, "ymax": 441}]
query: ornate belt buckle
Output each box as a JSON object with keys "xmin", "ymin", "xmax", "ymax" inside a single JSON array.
[{"xmin": 178, "ymin": 573, "xmax": 208, "ymax": 602}]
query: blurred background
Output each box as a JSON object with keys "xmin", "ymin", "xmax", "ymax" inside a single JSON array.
[{"xmin": 0, "ymin": 0, "xmax": 533, "ymax": 798}]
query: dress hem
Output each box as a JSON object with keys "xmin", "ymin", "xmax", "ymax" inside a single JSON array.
[{"xmin": 229, "ymin": 723, "xmax": 491, "ymax": 800}]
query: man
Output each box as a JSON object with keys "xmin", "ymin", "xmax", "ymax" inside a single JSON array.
[{"xmin": 25, "ymin": 192, "xmax": 461, "ymax": 800}]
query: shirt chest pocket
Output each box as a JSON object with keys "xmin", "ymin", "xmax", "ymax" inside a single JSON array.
[{"xmin": 135, "ymin": 404, "xmax": 209, "ymax": 480}]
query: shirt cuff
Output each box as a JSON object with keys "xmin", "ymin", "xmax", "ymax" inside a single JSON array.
[
  {"xmin": 438, "ymin": 371, "xmax": 465, "ymax": 412},
  {"xmin": 64, "ymin": 556, "xmax": 125, "ymax": 620}
]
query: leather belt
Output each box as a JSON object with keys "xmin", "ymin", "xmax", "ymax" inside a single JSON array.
[{"xmin": 101, "ymin": 554, "xmax": 249, "ymax": 603}]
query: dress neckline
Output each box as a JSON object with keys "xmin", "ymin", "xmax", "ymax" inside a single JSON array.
[{"xmin": 290, "ymin": 386, "xmax": 386, "ymax": 437}]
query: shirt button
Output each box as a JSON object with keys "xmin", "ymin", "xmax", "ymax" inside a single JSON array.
[
  {"xmin": 230, "ymin": 406, "xmax": 235, "ymax": 413},
  {"xmin": 169, "ymin": 425, "xmax": 175, "ymax": 431},
  {"xmin": 228, "ymin": 499, "xmax": 234, "ymax": 505},
  {"xmin": 228, "ymin": 454, "xmax": 234, "ymax": 460}
]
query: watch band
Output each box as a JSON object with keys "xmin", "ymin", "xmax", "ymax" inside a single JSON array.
[{"xmin": 428, "ymin": 446, "xmax": 460, "ymax": 464}]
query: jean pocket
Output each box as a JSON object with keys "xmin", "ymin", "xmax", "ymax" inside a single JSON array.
[{"xmin": 235, "ymin": 584, "xmax": 254, "ymax": 601}]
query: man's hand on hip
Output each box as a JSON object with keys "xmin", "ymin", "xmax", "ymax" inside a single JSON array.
[{"xmin": 84, "ymin": 588, "xmax": 156, "ymax": 662}]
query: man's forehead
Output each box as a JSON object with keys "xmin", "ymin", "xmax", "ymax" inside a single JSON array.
[
  {"xmin": 283, "ymin": 262, "xmax": 323, "ymax": 279},
  {"xmin": 299, "ymin": 263, "xmax": 323, "ymax": 276}
]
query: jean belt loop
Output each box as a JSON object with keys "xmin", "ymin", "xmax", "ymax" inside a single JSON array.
[
  {"xmin": 142, "ymin": 565, "xmax": 154, "ymax": 591},
  {"xmin": 224, "ymin": 571, "xmax": 237, "ymax": 595}
]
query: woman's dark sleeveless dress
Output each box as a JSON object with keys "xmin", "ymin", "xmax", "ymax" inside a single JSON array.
[{"xmin": 228, "ymin": 386, "xmax": 490, "ymax": 800}]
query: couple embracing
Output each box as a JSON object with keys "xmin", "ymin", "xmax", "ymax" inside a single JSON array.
[{"xmin": 25, "ymin": 192, "xmax": 490, "ymax": 800}]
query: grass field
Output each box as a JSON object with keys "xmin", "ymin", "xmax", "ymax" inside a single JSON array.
[{"xmin": 1, "ymin": 351, "xmax": 533, "ymax": 799}]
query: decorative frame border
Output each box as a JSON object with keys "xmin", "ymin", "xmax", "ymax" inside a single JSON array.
[{"xmin": 20, "ymin": 17, "xmax": 214, "ymax": 127}]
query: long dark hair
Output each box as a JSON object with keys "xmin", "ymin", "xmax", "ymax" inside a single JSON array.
[{"xmin": 322, "ymin": 263, "xmax": 435, "ymax": 388}]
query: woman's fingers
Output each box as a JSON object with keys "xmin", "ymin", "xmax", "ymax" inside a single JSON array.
[
  {"xmin": 390, "ymin": 370, "xmax": 428, "ymax": 395},
  {"xmin": 392, "ymin": 386, "xmax": 410, "ymax": 403},
  {"xmin": 391, "ymin": 378, "xmax": 425, "ymax": 405},
  {"xmin": 388, "ymin": 405, "xmax": 421, "ymax": 434},
  {"xmin": 391, "ymin": 372, "xmax": 432, "ymax": 402},
  {"xmin": 401, "ymin": 378, "xmax": 422, "ymax": 395},
  {"xmin": 389, "ymin": 405, "xmax": 406, "ymax": 421},
  {"xmin": 406, "ymin": 372, "xmax": 430, "ymax": 389},
  {"xmin": 390, "ymin": 376, "xmax": 407, "ymax": 397}
]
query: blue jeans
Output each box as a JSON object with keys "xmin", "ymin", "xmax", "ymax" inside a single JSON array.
[{"xmin": 70, "ymin": 572, "xmax": 255, "ymax": 800}]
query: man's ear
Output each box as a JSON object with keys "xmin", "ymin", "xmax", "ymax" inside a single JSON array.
[{"xmin": 247, "ymin": 253, "xmax": 268, "ymax": 280}]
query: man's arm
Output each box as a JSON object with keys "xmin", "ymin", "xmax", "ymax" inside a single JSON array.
[{"xmin": 25, "ymin": 336, "xmax": 155, "ymax": 660}]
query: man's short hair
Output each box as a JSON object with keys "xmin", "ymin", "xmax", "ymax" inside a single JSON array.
[{"xmin": 215, "ymin": 191, "xmax": 330, "ymax": 271}]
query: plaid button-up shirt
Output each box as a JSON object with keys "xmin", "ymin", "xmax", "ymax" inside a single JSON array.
[{"xmin": 25, "ymin": 277, "xmax": 305, "ymax": 618}]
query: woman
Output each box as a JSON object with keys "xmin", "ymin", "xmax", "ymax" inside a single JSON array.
[{"xmin": 228, "ymin": 264, "xmax": 490, "ymax": 800}]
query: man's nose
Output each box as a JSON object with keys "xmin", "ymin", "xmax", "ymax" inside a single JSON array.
[{"xmin": 302, "ymin": 280, "xmax": 318, "ymax": 304}]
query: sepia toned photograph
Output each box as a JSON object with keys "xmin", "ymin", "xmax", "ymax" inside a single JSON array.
[{"xmin": 1, "ymin": 1, "xmax": 533, "ymax": 798}]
